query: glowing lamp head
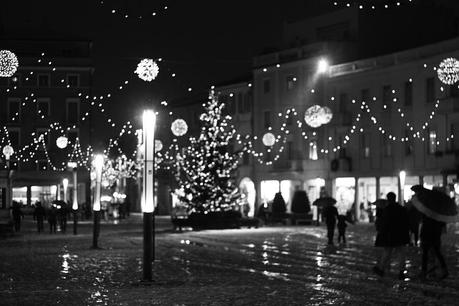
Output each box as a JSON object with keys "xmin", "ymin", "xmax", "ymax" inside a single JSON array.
[
  {"xmin": 62, "ymin": 178, "xmax": 69, "ymax": 190},
  {"xmin": 317, "ymin": 58, "xmax": 330, "ymax": 74},
  {"xmin": 2, "ymin": 145, "xmax": 14, "ymax": 159},
  {"xmin": 67, "ymin": 161, "xmax": 77, "ymax": 169},
  {"xmin": 56, "ymin": 136, "xmax": 68, "ymax": 149},
  {"xmin": 93, "ymin": 154, "xmax": 104, "ymax": 172}
]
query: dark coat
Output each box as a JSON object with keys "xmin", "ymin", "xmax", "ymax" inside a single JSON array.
[
  {"xmin": 374, "ymin": 201, "xmax": 410, "ymax": 247},
  {"xmin": 323, "ymin": 205, "xmax": 338, "ymax": 225},
  {"xmin": 420, "ymin": 215, "xmax": 445, "ymax": 246}
]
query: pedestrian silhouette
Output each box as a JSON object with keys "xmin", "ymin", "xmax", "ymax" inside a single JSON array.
[
  {"xmin": 48, "ymin": 205, "xmax": 58, "ymax": 234},
  {"xmin": 420, "ymin": 215, "xmax": 448, "ymax": 280},
  {"xmin": 11, "ymin": 201, "xmax": 24, "ymax": 232},
  {"xmin": 373, "ymin": 192, "xmax": 410, "ymax": 279},
  {"xmin": 58, "ymin": 202, "xmax": 68, "ymax": 233},
  {"xmin": 406, "ymin": 200, "xmax": 421, "ymax": 246},
  {"xmin": 33, "ymin": 201, "xmax": 46, "ymax": 233},
  {"xmin": 337, "ymin": 214, "xmax": 351, "ymax": 244},
  {"xmin": 322, "ymin": 202, "xmax": 338, "ymax": 245}
]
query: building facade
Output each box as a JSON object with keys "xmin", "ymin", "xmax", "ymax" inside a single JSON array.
[{"xmin": 0, "ymin": 40, "xmax": 94, "ymax": 213}]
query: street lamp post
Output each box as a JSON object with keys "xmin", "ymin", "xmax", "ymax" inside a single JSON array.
[
  {"xmin": 2, "ymin": 145, "xmax": 14, "ymax": 209},
  {"xmin": 68, "ymin": 162, "xmax": 78, "ymax": 235},
  {"xmin": 92, "ymin": 154, "xmax": 104, "ymax": 249},
  {"xmin": 62, "ymin": 178, "xmax": 69, "ymax": 203},
  {"xmin": 142, "ymin": 110, "xmax": 156, "ymax": 281}
]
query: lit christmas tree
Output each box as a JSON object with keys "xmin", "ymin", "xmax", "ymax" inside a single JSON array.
[{"xmin": 174, "ymin": 89, "xmax": 242, "ymax": 214}]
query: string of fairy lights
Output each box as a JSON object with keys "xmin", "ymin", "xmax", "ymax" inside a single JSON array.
[
  {"xmin": 2, "ymin": 45, "xmax": 459, "ymax": 171},
  {"xmin": 331, "ymin": 0, "xmax": 416, "ymax": 10},
  {"xmin": 98, "ymin": 0, "xmax": 169, "ymax": 21}
]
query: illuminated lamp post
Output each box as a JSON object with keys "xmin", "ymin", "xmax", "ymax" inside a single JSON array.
[
  {"xmin": 399, "ymin": 170, "xmax": 406, "ymax": 206},
  {"xmin": 68, "ymin": 161, "xmax": 78, "ymax": 235},
  {"xmin": 92, "ymin": 154, "xmax": 104, "ymax": 249},
  {"xmin": 2, "ymin": 145, "xmax": 14, "ymax": 209},
  {"xmin": 142, "ymin": 110, "xmax": 156, "ymax": 281},
  {"xmin": 62, "ymin": 178, "xmax": 69, "ymax": 203}
]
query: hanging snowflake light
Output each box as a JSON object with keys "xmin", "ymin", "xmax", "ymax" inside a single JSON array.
[
  {"xmin": 437, "ymin": 57, "xmax": 459, "ymax": 85},
  {"xmin": 304, "ymin": 105, "xmax": 324, "ymax": 128},
  {"xmin": 320, "ymin": 106, "xmax": 333, "ymax": 125},
  {"xmin": 155, "ymin": 139, "xmax": 163, "ymax": 151},
  {"xmin": 134, "ymin": 58, "xmax": 159, "ymax": 82},
  {"xmin": 56, "ymin": 136, "xmax": 68, "ymax": 149},
  {"xmin": 0, "ymin": 50, "xmax": 19, "ymax": 78},
  {"xmin": 171, "ymin": 119, "xmax": 188, "ymax": 136},
  {"xmin": 262, "ymin": 132, "xmax": 276, "ymax": 146}
]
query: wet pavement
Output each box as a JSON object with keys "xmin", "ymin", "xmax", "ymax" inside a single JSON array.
[{"xmin": 1, "ymin": 215, "xmax": 459, "ymax": 305}]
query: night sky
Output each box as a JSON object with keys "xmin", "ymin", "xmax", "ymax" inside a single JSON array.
[{"xmin": 0, "ymin": 1, "xmax": 332, "ymax": 122}]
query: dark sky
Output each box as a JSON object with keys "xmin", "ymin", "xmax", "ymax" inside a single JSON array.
[{"xmin": 0, "ymin": 0, "xmax": 332, "ymax": 137}]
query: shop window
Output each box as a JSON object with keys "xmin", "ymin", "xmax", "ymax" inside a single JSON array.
[
  {"xmin": 426, "ymin": 77, "xmax": 435, "ymax": 103},
  {"xmin": 404, "ymin": 81, "xmax": 413, "ymax": 106},
  {"xmin": 263, "ymin": 79, "xmax": 271, "ymax": 94},
  {"xmin": 264, "ymin": 110, "xmax": 271, "ymax": 128}
]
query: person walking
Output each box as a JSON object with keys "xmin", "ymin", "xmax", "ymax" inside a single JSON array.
[
  {"xmin": 373, "ymin": 192, "xmax": 410, "ymax": 279},
  {"xmin": 11, "ymin": 201, "xmax": 24, "ymax": 232},
  {"xmin": 420, "ymin": 214, "xmax": 448, "ymax": 280},
  {"xmin": 322, "ymin": 202, "xmax": 339, "ymax": 245},
  {"xmin": 337, "ymin": 214, "xmax": 350, "ymax": 244},
  {"xmin": 406, "ymin": 200, "xmax": 421, "ymax": 246},
  {"xmin": 48, "ymin": 205, "xmax": 58, "ymax": 234},
  {"xmin": 58, "ymin": 202, "xmax": 68, "ymax": 233},
  {"xmin": 33, "ymin": 201, "xmax": 46, "ymax": 233}
]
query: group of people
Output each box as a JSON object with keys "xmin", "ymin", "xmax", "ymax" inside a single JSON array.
[
  {"xmin": 11, "ymin": 201, "xmax": 70, "ymax": 234},
  {"xmin": 321, "ymin": 191, "xmax": 449, "ymax": 280},
  {"xmin": 372, "ymin": 192, "xmax": 448, "ymax": 280}
]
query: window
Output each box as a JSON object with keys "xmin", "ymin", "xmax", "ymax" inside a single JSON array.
[
  {"xmin": 38, "ymin": 74, "xmax": 50, "ymax": 87},
  {"xmin": 286, "ymin": 76, "xmax": 296, "ymax": 90},
  {"xmin": 361, "ymin": 134, "xmax": 370, "ymax": 158},
  {"xmin": 426, "ymin": 77, "xmax": 435, "ymax": 103},
  {"xmin": 264, "ymin": 110, "xmax": 271, "ymax": 128},
  {"xmin": 8, "ymin": 74, "xmax": 21, "ymax": 86},
  {"xmin": 7, "ymin": 98, "xmax": 21, "ymax": 122},
  {"xmin": 405, "ymin": 131, "xmax": 413, "ymax": 156},
  {"xmin": 227, "ymin": 95, "xmax": 236, "ymax": 115},
  {"xmin": 404, "ymin": 82, "xmax": 413, "ymax": 106},
  {"xmin": 287, "ymin": 141, "xmax": 294, "ymax": 160},
  {"xmin": 339, "ymin": 93, "xmax": 347, "ymax": 113},
  {"xmin": 37, "ymin": 160, "xmax": 49, "ymax": 171},
  {"xmin": 37, "ymin": 99, "xmax": 50, "ymax": 119},
  {"xmin": 383, "ymin": 137, "xmax": 392, "ymax": 157},
  {"xmin": 361, "ymin": 88, "xmax": 370, "ymax": 103},
  {"xmin": 68, "ymin": 129, "xmax": 79, "ymax": 144},
  {"xmin": 285, "ymin": 108, "xmax": 293, "ymax": 126},
  {"xmin": 8, "ymin": 128, "xmax": 20, "ymax": 150},
  {"xmin": 243, "ymin": 93, "xmax": 252, "ymax": 113},
  {"xmin": 66, "ymin": 74, "xmax": 80, "ymax": 87},
  {"xmin": 309, "ymin": 141, "xmax": 318, "ymax": 160},
  {"xmin": 450, "ymin": 85, "xmax": 459, "ymax": 98},
  {"xmin": 263, "ymin": 79, "xmax": 271, "ymax": 93},
  {"xmin": 66, "ymin": 99, "xmax": 80, "ymax": 124},
  {"xmin": 382, "ymin": 85, "xmax": 391, "ymax": 110},
  {"xmin": 238, "ymin": 93, "xmax": 244, "ymax": 114},
  {"xmin": 242, "ymin": 152, "xmax": 250, "ymax": 165},
  {"xmin": 428, "ymin": 130, "xmax": 437, "ymax": 154}
]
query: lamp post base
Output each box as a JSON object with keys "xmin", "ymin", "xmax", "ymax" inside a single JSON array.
[
  {"xmin": 143, "ymin": 212, "xmax": 154, "ymax": 281},
  {"xmin": 92, "ymin": 211, "xmax": 100, "ymax": 248}
]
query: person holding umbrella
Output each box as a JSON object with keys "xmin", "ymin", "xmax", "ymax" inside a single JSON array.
[
  {"xmin": 318, "ymin": 197, "xmax": 338, "ymax": 245},
  {"xmin": 411, "ymin": 185, "xmax": 457, "ymax": 280},
  {"xmin": 372, "ymin": 192, "xmax": 410, "ymax": 279}
]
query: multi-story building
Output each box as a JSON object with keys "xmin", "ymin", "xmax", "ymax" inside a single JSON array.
[{"xmin": 0, "ymin": 40, "xmax": 94, "ymax": 214}]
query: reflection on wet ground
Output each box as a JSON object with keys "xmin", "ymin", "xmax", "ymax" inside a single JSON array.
[{"xmin": 0, "ymin": 222, "xmax": 458, "ymax": 305}]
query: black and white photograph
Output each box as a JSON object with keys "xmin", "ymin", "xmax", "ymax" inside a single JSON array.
[{"xmin": 1, "ymin": 0, "xmax": 459, "ymax": 305}]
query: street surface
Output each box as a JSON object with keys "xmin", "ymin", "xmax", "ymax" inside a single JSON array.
[{"xmin": 0, "ymin": 214, "xmax": 458, "ymax": 305}]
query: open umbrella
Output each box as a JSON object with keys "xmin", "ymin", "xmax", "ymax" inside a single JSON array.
[
  {"xmin": 410, "ymin": 185, "xmax": 458, "ymax": 223},
  {"xmin": 313, "ymin": 197, "xmax": 337, "ymax": 207}
]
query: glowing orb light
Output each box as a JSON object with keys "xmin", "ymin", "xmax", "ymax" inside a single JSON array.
[
  {"xmin": 304, "ymin": 105, "xmax": 324, "ymax": 128},
  {"xmin": 0, "ymin": 50, "xmax": 19, "ymax": 77},
  {"xmin": 2, "ymin": 145, "xmax": 14, "ymax": 159},
  {"xmin": 135, "ymin": 58, "xmax": 159, "ymax": 82},
  {"xmin": 155, "ymin": 139, "xmax": 163, "ymax": 151},
  {"xmin": 56, "ymin": 136, "xmax": 68, "ymax": 149},
  {"xmin": 320, "ymin": 106, "xmax": 333, "ymax": 125},
  {"xmin": 262, "ymin": 132, "xmax": 276, "ymax": 146},
  {"xmin": 171, "ymin": 119, "xmax": 188, "ymax": 136},
  {"xmin": 437, "ymin": 57, "xmax": 459, "ymax": 85}
]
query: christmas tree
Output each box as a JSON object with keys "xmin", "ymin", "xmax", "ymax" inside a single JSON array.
[{"xmin": 174, "ymin": 89, "xmax": 242, "ymax": 214}]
